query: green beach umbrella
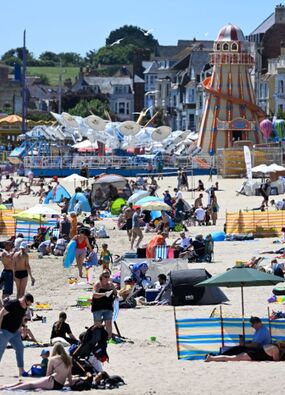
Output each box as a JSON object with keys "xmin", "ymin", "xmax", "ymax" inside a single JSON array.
[
  {"xmin": 13, "ymin": 212, "xmax": 48, "ymax": 223},
  {"xmin": 196, "ymin": 267, "xmax": 284, "ymax": 336}
]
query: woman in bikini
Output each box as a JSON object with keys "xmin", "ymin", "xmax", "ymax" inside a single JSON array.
[
  {"xmin": 13, "ymin": 242, "xmax": 35, "ymax": 298},
  {"xmin": 73, "ymin": 229, "xmax": 93, "ymax": 277},
  {"xmin": 0, "ymin": 342, "xmax": 74, "ymax": 391}
]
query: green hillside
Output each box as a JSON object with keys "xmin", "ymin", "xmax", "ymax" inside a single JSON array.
[{"xmin": 27, "ymin": 66, "xmax": 80, "ymax": 86}]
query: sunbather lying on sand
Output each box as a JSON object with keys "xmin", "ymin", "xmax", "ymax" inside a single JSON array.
[{"xmin": 205, "ymin": 342, "xmax": 285, "ymax": 362}]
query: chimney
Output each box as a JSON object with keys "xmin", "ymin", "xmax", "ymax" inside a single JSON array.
[{"xmin": 275, "ymin": 3, "xmax": 285, "ymax": 24}]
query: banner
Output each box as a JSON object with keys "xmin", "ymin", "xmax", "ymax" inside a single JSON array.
[{"xmin": 243, "ymin": 145, "xmax": 252, "ymax": 179}]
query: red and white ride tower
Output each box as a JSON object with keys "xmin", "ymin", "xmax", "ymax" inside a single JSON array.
[{"xmin": 197, "ymin": 23, "xmax": 265, "ymax": 155}]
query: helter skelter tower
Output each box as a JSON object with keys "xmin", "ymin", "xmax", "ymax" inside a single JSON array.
[{"xmin": 197, "ymin": 23, "xmax": 265, "ymax": 155}]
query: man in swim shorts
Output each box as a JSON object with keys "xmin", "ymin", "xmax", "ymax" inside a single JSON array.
[
  {"xmin": 13, "ymin": 242, "xmax": 35, "ymax": 299},
  {"xmin": 1, "ymin": 242, "xmax": 14, "ymax": 301}
]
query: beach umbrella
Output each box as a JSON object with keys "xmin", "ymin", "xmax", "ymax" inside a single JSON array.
[
  {"xmin": 63, "ymin": 173, "xmax": 87, "ymax": 183},
  {"xmin": 140, "ymin": 201, "xmax": 171, "ymax": 211},
  {"xmin": 23, "ymin": 204, "xmax": 61, "ymax": 216},
  {"xmin": 196, "ymin": 267, "xmax": 284, "ymax": 336},
  {"xmin": 13, "ymin": 212, "xmax": 48, "ymax": 223},
  {"xmin": 136, "ymin": 196, "xmax": 163, "ymax": 205},
  {"xmin": 127, "ymin": 190, "xmax": 150, "ymax": 204},
  {"xmin": 94, "ymin": 174, "xmax": 125, "ymax": 184},
  {"xmin": 251, "ymin": 164, "xmax": 270, "ymax": 174},
  {"xmin": 267, "ymin": 163, "xmax": 285, "ymax": 172},
  {"xmin": 260, "ymin": 119, "xmax": 272, "ymax": 141},
  {"xmin": 63, "ymin": 173, "xmax": 87, "ymax": 189}
]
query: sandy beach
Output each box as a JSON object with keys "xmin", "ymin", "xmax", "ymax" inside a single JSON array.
[{"xmin": 0, "ymin": 174, "xmax": 284, "ymax": 395}]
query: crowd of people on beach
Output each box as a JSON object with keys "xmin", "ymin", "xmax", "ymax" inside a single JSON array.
[{"xmin": 1, "ymin": 165, "xmax": 285, "ymax": 391}]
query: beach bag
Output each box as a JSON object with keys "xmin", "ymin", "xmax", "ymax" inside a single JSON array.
[{"xmin": 71, "ymin": 375, "xmax": 93, "ymax": 391}]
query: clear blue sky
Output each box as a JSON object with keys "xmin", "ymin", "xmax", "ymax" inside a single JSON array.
[{"xmin": 0, "ymin": 0, "xmax": 280, "ymax": 58}]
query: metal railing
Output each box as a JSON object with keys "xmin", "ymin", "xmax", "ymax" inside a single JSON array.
[{"xmin": 23, "ymin": 153, "xmax": 215, "ymax": 170}]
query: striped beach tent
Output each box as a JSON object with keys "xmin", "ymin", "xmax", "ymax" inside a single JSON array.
[{"xmin": 175, "ymin": 317, "xmax": 285, "ymax": 360}]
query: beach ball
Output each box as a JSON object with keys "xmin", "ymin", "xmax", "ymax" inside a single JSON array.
[{"xmin": 260, "ymin": 119, "xmax": 272, "ymax": 140}]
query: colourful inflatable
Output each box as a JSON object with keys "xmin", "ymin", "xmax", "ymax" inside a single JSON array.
[{"xmin": 63, "ymin": 240, "xmax": 76, "ymax": 268}]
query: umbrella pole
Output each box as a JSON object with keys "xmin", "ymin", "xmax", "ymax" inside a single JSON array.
[{"xmin": 241, "ymin": 285, "xmax": 245, "ymax": 338}]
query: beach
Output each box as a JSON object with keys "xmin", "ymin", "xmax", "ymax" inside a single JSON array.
[{"xmin": 0, "ymin": 174, "xmax": 284, "ymax": 395}]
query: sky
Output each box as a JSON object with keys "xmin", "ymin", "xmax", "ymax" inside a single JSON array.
[{"xmin": 0, "ymin": 0, "xmax": 281, "ymax": 58}]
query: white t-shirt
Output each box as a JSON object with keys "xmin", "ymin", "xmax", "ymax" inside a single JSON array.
[
  {"xmin": 14, "ymin": 237, "xmax": 24, "ymax": 250},
  {"xmin": 180, "ymin": 237, "xmax": 191, "ymax": 249},
  {"xmin": 176, "ymin": 191, "xmax": 183, "ymax": 201},
  {"xmin": 195, "ymin": 207, "xmax": 205, "ymax": 221}
]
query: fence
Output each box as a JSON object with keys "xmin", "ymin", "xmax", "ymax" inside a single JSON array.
[
  {"xmin": 217, "ymin": 145, "xmax": 283, "ymax": 178},
  {"xmin": 23, "ymin": 153, "xmax": 215, "ymax": 171},
  {"xmin": 0, "ymin": 209, "xmax": 57, "ymax": 241},
  {"xmin": 225, "ymin": 210, "xmax": 285, "ymax": 237}
]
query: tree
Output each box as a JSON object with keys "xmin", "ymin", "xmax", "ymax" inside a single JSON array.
[
  {"xmin": 93, "ymin": 44, "xmax": 136, "ymax": 67},
  {"xmin": 38, "ymin": 51, "xmax": 60, "ymax": 66},
  {"xmin": 58, "ymin": 52, "xmax": 83, "ymax": 66},
  {"xmin": 1, "ymin": 47, "xmax": 38, "ymax": 66},
  {"xmin": 68, "ymin": 98, "xmax": 109, "ymax": 118},
  {"xmin": 106, "ymin": 25, "xmax": 158, "ymax": 50},
  {"xmin": 84, "ymin": 49, "xmax": 97, "ymax": 66}
]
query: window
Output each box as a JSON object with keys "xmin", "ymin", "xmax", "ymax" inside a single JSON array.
[
  {"xmin": 173, "ymin": 95, "xmax": 177, "ymax": 107},
  {"xmin": 199, "ymin": 95, "xmax": 203, "ymax": 109},
  {"xmin": 126, "ymin": 102, "xmax": 130, "ymax": 115},
  {"xmin": 216, "ymin": 43, "xmax": 221, "ymax": 50},
  {"xmin": 189, "ymin": 114, "xmax": 195, "ymax": 128},
  {"xmin": 279, "ymin": 80, "xmax": 284, "ymax": 94},
  {"xmin": 189, "ymin": 89, "xmax": 195, "ymax": 103},
  {"xmin": 150, "ymin": 76, "xmax": 154, "ymax": 85},
  {"xmin": 232, "ymin": 43, "xmax": 238, "ymax": 51},
  {"xmin": 119, "ymin": 102, "xmax": 125, "ymax": 114},
  {"xmin": 223, "ymin": 43, "xmax": 229, "ymax": 51}
]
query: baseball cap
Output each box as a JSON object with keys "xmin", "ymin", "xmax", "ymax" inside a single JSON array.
[{"xmin": 40, "ymin": 348, "xmax": 49, "ymax": 356}]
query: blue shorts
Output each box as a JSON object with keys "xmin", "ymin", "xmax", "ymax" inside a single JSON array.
[
  {"xmin": 93, "ymin": 309, "xmax": 113, "ymax": 321},
  {"xmin": 1, "ymin": 269, "xmax": 13, "ymax": 295}
]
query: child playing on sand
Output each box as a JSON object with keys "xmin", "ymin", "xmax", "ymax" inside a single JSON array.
[
  {"xmin": 31, "ymin": 349, "xmax": 50, "ymax": 376},
  {"xmin": 99, "ymin": 243, "xmax": 113, "ymax": 270}
]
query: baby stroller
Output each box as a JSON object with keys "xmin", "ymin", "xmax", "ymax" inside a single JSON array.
[{"xmin": 71, "ymin": 325, "xmax": 109, "ymax": 376}]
